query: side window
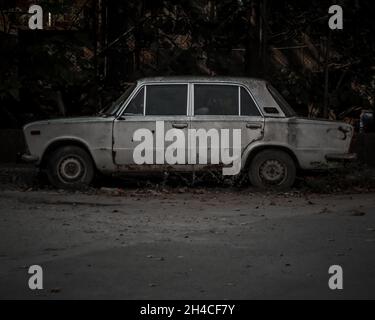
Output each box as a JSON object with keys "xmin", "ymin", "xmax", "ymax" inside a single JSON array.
[
  {"xmin": 194, "ymin": 85, "xmax": 239, "ymax": 116},
  {"xmin": 267, "ymin": 85, "xmax": 295, "ymax": 117},
  {"xmin": 146, "ymin": 85, "xmax": 187, "ymax": 116},
  {"xmin": 241, "ymin": 88, "xmax": 261, "ymax": 116},
  {"xmin": 124, "ymin": 87, "xmax": 144, "ymax": 115}
]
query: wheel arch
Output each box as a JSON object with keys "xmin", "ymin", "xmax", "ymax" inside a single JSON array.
[
  {"xmin": 243, "ymin": 144, "xmax": 300, "ymax": 171},
  {"xmin": 40, "ymin": 139, "xmax": 97, "ymax": 170}
]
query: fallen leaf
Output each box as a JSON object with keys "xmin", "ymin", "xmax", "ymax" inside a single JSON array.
[
  {"xmin": 50, "ymin": 288, "xmax": 61, "ymax": 293},
  {"xmin": 351, "ymin": 210, "xmax": 366, "ymax": 217}
]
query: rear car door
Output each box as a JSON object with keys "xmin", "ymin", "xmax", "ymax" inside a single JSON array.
[{"xmin": 190, "ymin": 83, "xmax": 264, "ymax": 171}]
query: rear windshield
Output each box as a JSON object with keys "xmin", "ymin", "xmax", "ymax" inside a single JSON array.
[{"xmin": 267, "ymin": 85, "xmax": 296, "ymax": 118}]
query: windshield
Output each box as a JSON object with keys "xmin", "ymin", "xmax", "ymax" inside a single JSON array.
[
  {"xmin": 99, "ymin": 84, "xmax": 136, "ymax": 116},
  {"xmin": 267, "ymin": 85, "xmax": 297, "ymax": 117}
]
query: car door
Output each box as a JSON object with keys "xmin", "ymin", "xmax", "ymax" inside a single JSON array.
[
  {"xmin": 190, "ymin": 83, "xmax": 264, "ymax": 174},
  {"xmin": 112, "ymin": 83, "xmax": 190, "ymax": 169}
]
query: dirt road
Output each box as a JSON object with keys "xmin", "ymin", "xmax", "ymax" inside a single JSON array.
[{"xmin": 0, "ymin": 186, "xmax": 375, "ymax": 299}]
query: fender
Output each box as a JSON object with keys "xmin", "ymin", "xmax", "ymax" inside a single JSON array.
[
  {"xmin": 241, "ymin": 141, "xmax": 299, "ymax": 171},
  {"xmin": 41, "ymin": 136, "xmax": 96, "ymax": 167}
]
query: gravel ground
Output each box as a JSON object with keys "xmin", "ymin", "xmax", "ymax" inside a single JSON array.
[{"xmin": 0, "ymin": 165, "xmax": 375, "ymax": 300}]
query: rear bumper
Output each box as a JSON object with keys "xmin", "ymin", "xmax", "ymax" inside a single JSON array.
[
  {"xmin": 326, "ymin": 153, "xmax": 357, "ymax": 162},
  {"xmin": 21, "ymin": 154, "xmax": 39, "ymax": 163}
]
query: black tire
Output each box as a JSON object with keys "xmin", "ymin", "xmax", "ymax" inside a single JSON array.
[
  {"xmin": 46, "ymin": 146, "xmax": 95, "ymax": 189},
  {"xmin": 249, "ymin": 149, "xmax": 296, "ymax": 191}
]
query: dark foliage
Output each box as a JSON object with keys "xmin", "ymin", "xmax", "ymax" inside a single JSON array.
[{"xmin": 0, "ymin": 0, "xmax": 374, "ymax": 128}]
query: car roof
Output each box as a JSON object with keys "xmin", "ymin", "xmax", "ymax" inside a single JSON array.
[{"xmin": 137, "ymin": 76, "xmax": 267, "ymax": 85}]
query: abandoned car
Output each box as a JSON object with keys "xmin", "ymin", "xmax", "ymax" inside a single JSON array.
[{"xmin": 22, "ymin": 77, "xmax": 355, "ymax": 190}]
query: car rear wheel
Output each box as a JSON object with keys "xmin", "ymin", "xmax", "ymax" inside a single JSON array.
[
  {"xmin": 249, "ymin": 149, "xmax": 296, "ymax": 191},
  {"xmin": 46, "ymin": 146, "xmax": 95, "ymax": 189}
]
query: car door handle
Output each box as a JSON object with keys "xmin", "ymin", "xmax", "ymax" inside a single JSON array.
[
  {"xmin": 246, "ymin": 123, "xmax": 262, "ymax": 130},
  {"xmin": 172, "ymin": 123, "xmax": 188, "ymax": 129}
]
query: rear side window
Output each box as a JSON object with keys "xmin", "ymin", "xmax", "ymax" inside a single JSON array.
[
  {"xmin": 267, "ymin": 85, "xmax": 296, "ymax": 117},
  {"xmin": 241, "ymin": 88, "xmax": 261, "ymax": 116},
  {"xmin": 194, "ymin": 85, "xmax": 239, "ymax": 116},
  {"xmin": 146, "ymin": 85, "xmax": 188, "ymax": 116}
]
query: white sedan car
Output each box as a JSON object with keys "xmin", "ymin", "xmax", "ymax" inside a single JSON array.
[{"xmin": 22, "ymin": 77, "xmax": 355, "ymax": 190}]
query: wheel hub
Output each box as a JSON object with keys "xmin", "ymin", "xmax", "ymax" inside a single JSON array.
[
  {"xmin": 59, "ymin": 157, "xmax": 84, "ymax": 181},
  {"xmin": 259, "ymin": 159, "xmax": 287, "ymax": 184}
]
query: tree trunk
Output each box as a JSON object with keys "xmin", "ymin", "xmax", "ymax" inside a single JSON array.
[{"xmin": 323, "ymin": 32, "xmax": 331, "ymax": 119}]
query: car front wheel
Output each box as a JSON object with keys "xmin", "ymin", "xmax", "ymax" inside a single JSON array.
[
  {"xmin": 46, "ymin": 146, "xmax": 95, "ymax": 189},
  {"xmin": 249, "ymin": 149, "xmax": 296, "ymax": 191}
]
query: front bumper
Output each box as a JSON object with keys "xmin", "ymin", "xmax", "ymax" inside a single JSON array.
[
  {"xmin": 22, "ymin": 154, "xmax": 39, "ymax": 163},
  {"xmin": 326, "ymin": 153, "xmax": 357, "ymax": 162}
]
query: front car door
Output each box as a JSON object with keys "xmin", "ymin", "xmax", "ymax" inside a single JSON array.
[{"xmin": 112, "ymin": 83, "xmax": 190, "ymax": 170}]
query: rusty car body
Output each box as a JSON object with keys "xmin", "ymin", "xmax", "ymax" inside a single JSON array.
[{"xmin": 22, "ymin": 77, "xmax": 355, "ymax": 190}]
